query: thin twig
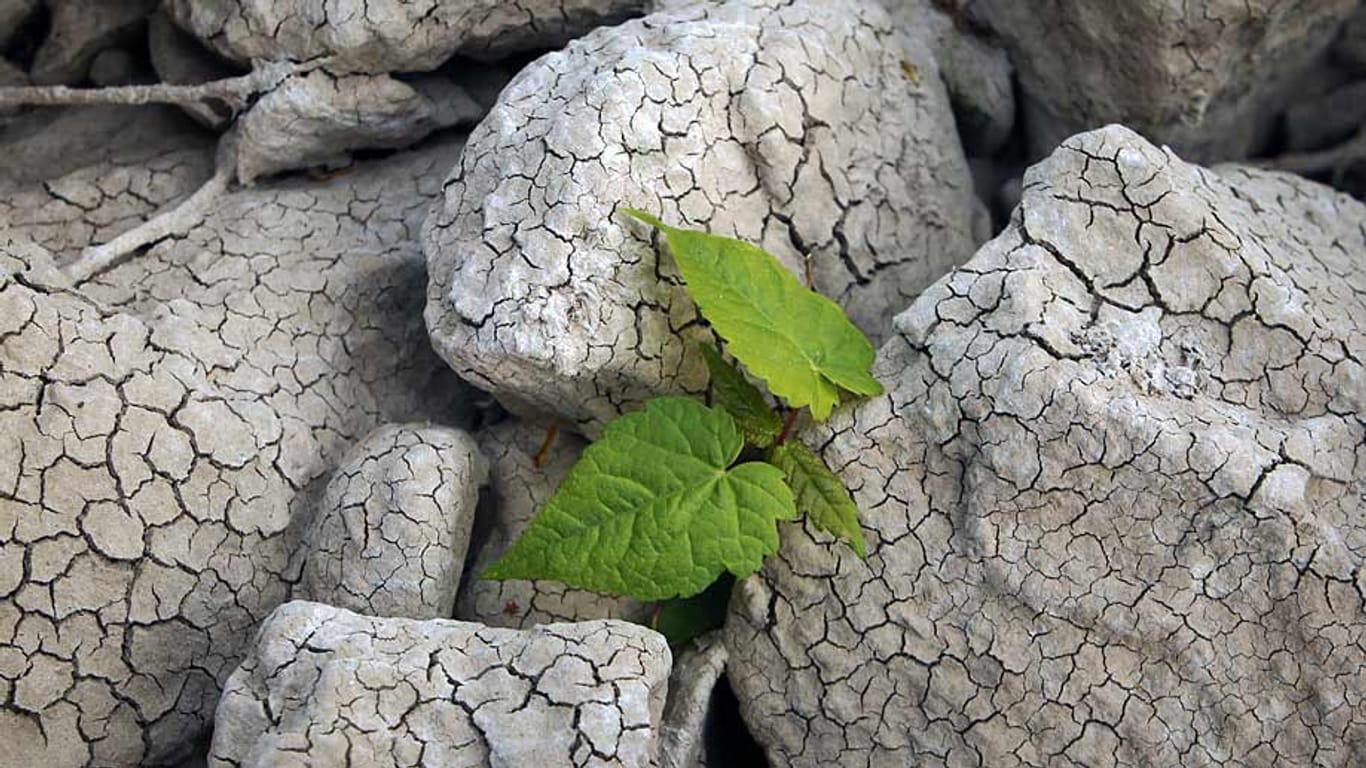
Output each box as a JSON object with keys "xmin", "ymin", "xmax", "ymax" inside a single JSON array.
[{"xmin": 0, "ymin": 60, "xmax": 299, "ymax": 109}]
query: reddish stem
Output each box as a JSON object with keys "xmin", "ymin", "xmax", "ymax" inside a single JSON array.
[
  {"xmin": 532, "ymin": 423, "xmax": 560, "ymax": 470},
  {"xmin": 775, "ymin": 409, "xmax": 801, "ymax": 446}
]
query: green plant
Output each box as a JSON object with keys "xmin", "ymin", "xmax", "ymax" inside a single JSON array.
[{"xmin": 484, "ymin": 209, "xmax": 882, "ymax": 641}]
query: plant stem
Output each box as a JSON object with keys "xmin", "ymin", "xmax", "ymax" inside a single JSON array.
[
  {"xmin": 532, "ymin": 422, "xmax": 560, "ymax": 470},
  {"xmin": 775, "ymin": 409, "xmax": 800, "ymax": 446}
]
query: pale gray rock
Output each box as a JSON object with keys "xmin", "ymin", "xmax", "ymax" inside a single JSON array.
[
  {"xmin": 0, "ymin": 0, "xmax": 37, "ymax": 49},
  {"xmin": 165, "ymin": 0, "xmax": 648, "ymax": 73},
  {"xmin": 887, "ymin": 0, "xmax": 1015, "ymax": 156},
  {"xmin": 0, "ymin": 139, "xmax": 474, "ymax": 767},
  {"xmin": 725, "ymin": 125, "xmax": 1366, "ymax": 765},
  {"xmin": 425, "ymin": 0, "xmax": 979, "ymax": 433},
  {"xmin": 456, "ymin": 418, "xmax": 649, "ymax": 627},
  {"xmin": 299, "ymin": 423, "xmax": 487, "ymax": 620},
  {"xmin": 659, "ymin": 634, "xmax": 728, "ymax": 768},
  {"xmin": 30, "ymin": 0, "xmax": 157, "ymax": 85},
  {"xmin": 235, "ymin": 69, "xmax": 484, "ymax": 183},
  {"xmin": 209, "ymin": 601, "xmax": 672, "ymax": 768},
  {"xmin": 972, "ymin": 0, "xmax": 1360, "ymax": 161}
]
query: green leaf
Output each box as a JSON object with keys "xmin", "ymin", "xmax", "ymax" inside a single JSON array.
[
  {"xmin": 651, "ymin": 574, "xmax": 734, "ymax": 646},
  {"xmin": 623, "ymin": 209, "xmax": 882, "ymax": 421},
  {"xmin": 769, "ymin": 440, "xmax": 867, "ymax": 558},
  {"xmin": 700, "ymin": 343, "xmax": 782, "ymax": 448},
  {"xmin": 484, "ymin": 397, "xmax": 798, "ymax": 601}
]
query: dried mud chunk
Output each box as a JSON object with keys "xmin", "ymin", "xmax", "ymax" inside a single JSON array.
[
  {"xmin": 209, "ymin": 601, "xmax": 672, "ymax": 768},
  {"xmin": 234, "ymin": 69, "xmax": 484, "ymax": 184},
  {"xmin": 299, "ymin": 423, "xmax": 488, "ymax": 620},
  {"xmin": 165, "ymin": 0, "xmax": 648, "ymax": 72},
  {"xmin": 424, "ymin": 0, "xmax": 978, "ymax": 434},
  {"xmin": 724, "ymin": 125, "xmax": 1366, "ymax": 766}
]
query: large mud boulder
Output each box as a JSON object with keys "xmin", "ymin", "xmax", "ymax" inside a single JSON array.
[
  {"xmin": 725, "ymin": 125, "xmax": 1366, "ymax": 766},
  {"xmin": 425, "ymin": 0, "xmax": 979, "ymax": 434}
]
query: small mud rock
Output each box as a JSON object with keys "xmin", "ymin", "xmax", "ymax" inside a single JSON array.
[
  {"xmin": 425, "ymin": 0, "xmax": 979, "ymax": 433},
  {"xmin": 887, "ymin": 0, "xmax": 1015, "ymax": 156},
  {"xmin": 659, "ymin": 634, "xmax": 728, "ymax": 768},
  {"xmin": 165, "ymin": 0, "xmax": 648, "ymax": 73},
  {"xmin": 456, "ymin": 418, "xmax": 648, "ymax": 627},
  {"xmin": 0, "ymin": 141, "xmax": 474, "ymax": 767},
  {"xmin": 973, "ymin": 0, "xmax": 1360, "ymax": 161},
  {"xmin": 299, "ymin": 423, "xmax": 487, "ymax": 620},
  {"xmin": 0, "ymin": 0, "xmax": 37, "ymax": 49},
  {"xmin": 31, "ymin": 0, "xmax": 157, "ymax": 85},
  {"xmin": 209, "ymin": 601, "xmax": 672, "ymax": 768},
  {"xmin": 725, "ymin": 125, "xmax": 1366, "ymax": 766},
  {"xmin": 235, "ymin": 69, "xmax": 485, "ymax": 183}
]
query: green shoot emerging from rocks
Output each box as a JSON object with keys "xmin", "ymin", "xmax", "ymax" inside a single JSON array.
[{"xmin": 484, "ymin": 209, "xmax": 883, "ymax": 641}]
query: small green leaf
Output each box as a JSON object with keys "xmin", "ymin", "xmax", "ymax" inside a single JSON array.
[
  {"xmin": 484, "ymin": 397, "xmax": 798, "ymax": 601},
  {"xmin": 623, "ymin": 209, "xmax": 882, "ymax": 421},
  {"xmin": 700, "ymin": 343, "xmax": 782, "ymax": 447},
  {"xmin": 651, "ymin": 574, "xmax": 734, "ymax": 646},
  {"xmin": 769, "ymin": 440, "xmax": 867, "ymax": 558}
]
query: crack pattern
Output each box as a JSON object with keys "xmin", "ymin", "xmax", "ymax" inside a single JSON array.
[
  {"xmin": 298, "ymin": 423, "xmax": 488, "ymax": 621},
  {"xmin": 0, "ymin": 139, "xmax": 473, "ymax": 767},
  {"xmin": 724, "ymin": 125, "xmax": 1366, "ymax": 767},
  {"xmin": 424, "ymin": 0, "xmax": 980, "ymax": 434},
  {"xmin": 208, "ymin": 601, "xmax": 671, "ymax": 768},
  {"xmin": 164, "ymin": 0, "xmax": 650, "ymax": 73}
]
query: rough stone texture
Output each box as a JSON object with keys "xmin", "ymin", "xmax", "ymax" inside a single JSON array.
[
  {"xmin": 888, "ymin": 0, "xmax": 1015, "ymax": 157},
  {"xmin": 456, "ymin": 418, "xmax": 649, "ymax": 627},
  {"xmin": 971, "ymin": 0, "xmax": 1360, "ymax": 161},
  {"xmin": 724, "ymin": 125, "xmax": 1366, "ymax": 766},
  {"xmin": 165, "ymin": 0, "xmax": 648, "ymax": 73},
  {"xmin": 0, "ymin": 0, "xmax": 37, "ymax": 49},
  {"xmin": 0, "ymin": 106, "xmax": 215, "ymax": 262},
  {"xmin": 235, "ymin": 69, "xmax": 484, "ymax": 183},
  {"xmin": 298, "ymin": 423, "xmax": 487, "ymax": 620},
  {"xmin": 425, "ymin": 0, "xmax": 979, "ymax": 433},
  {"xmin": 0, "ymin": 139, "xmax": 473, "ymax": 767},
  {"xmin": 659, "ymin": 634, "xmax": 728, "ymax": 768},
  {"xmin": 209, "ymin": 601, "xmax": 672, "ymax": 768},
  {"xmin": 30, "ymin": 0, "xmax": 158, "ymax": 85}
]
